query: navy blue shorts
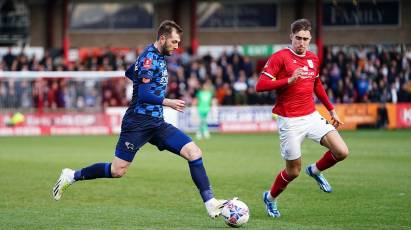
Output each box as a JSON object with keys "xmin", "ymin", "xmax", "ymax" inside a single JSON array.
[{"xmin": 115, "ymin": 113, "xmax": 192, "ymax": 162}]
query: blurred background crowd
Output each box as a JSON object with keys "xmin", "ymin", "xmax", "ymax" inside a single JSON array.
[{"xmin": 1, "ymin": 45, "xmax": 410, "ymax": 111}]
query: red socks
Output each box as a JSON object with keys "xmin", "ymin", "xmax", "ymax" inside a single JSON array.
[
  {"xmin": 316, "ymin": 150, "xmax": 339, "ymax": 171},
  {"xmin": 269, "ymin": 151, "xmax": 340, "ymax": 199},
  {"xmin": 270, "ymin": 169, "xmax": 294, "ymax": 198}
]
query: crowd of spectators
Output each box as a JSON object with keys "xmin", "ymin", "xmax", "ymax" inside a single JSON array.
[
  {"xmin": 0, "ymin": 45, "xmax": 410, "ymax": 111},
  {"xmin": 321, "ymin": 45, "xmax": 411, "ymax": 104}
]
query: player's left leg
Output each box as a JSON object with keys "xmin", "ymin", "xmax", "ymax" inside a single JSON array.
[
  {"xmin": 306, "ymin": 131, "xmax": 349, "ymax": 192},
  {"xmin": 306, "ymin": 112, "xmax": 349, "ymax": 192},
  {"xmin": 150, "ymin": 123, "xmax": 226, "ymax": 218},
  {"xmin": 320, "ymin": 130, "xmax": 349, "ymax": 162},
  {"xmin": 180, "ymin": 142, "xmax": 227, "ymax": 218}
]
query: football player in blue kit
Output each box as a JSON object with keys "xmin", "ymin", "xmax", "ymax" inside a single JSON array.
[{"xmin": 52, "ymin": 20, "xmax": 227, "ymax": 218}]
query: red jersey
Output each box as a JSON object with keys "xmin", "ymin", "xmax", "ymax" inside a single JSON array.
[{"xmin": 259, "ymin": 48, "xmax": 333, "ymax": 117}]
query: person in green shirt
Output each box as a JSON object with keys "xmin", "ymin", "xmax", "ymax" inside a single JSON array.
[{"xmin": 195, "ymin": 80, "xmax": 214, "ymax": 140}]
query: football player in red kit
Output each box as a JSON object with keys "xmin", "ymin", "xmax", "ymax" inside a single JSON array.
[{"xmin": 256, "ymin": 18, "xmax": 349, "ymax": 218}]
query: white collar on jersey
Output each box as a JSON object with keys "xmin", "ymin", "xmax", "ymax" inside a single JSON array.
[{"xmin": 287, "ymin": 47, "xmax": 307, "ymax": 57}]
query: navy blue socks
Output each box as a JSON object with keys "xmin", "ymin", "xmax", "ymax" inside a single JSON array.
[
  {"xmin": 73, "ymin": 159, "xmax": 214, "ymax": 202},
  {"xmin": 74, "ymin": 163, "xmax": 112, "ymax": 181},
  {"xmin": 188, "ymin": 158, "xmax": 214, "ymax": 202}
]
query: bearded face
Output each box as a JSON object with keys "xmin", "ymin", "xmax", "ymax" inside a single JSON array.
[
  {"xmin": 161, "ymin": 42, "xmax": 174, "ymax": 56},
  {"xmin": 160, "ymin": 29, "xmax": 181, "ymax": 56}
]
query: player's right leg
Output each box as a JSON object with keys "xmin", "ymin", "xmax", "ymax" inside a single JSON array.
[
  {"xmin": 263, "ymin": 115, "xmax": 304, "ymax": 218},
  {"xmin": 52, "ymin": 168, "xmax": 75, "ymax": 200},
  {"xmin": 52, "ymin": 162, "xmax": 115, "ymax": 201},
  {"xmin": 52, "ymin": 158, "xmax": 131, "ymax": 201},
  {"xmin": 263, "ymin": 191, "xmax": 280, "ymax": 218},
  {"xmin": 263, "ymin": 159, "xmax": 300, "ymax": 218}
]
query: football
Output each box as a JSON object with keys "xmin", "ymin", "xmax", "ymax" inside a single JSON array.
[{"xmin": 221, "ymin": 199, "xmax": 250, "ymax": 228}]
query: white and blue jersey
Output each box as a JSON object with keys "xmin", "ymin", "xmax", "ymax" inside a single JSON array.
[{"xmin": 125, "ymin": 44, "xmax": 168, "ymax": 118}]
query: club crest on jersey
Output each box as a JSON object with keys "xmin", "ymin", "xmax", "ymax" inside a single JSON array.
[
  {"xmin": 143, "ymin": 58, "xmax": 152, "ymax": 69},
  {"xmin": 307, "ymin": 59, "xmax": 314, "ymax": 68}
]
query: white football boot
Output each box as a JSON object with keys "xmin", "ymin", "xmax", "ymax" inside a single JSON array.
[
  {"xmin": 205, "ymin": 198, "xmax": 228, "ymax": 218},
  {"xmin": 52, "ymin": 168, "xmax": 75, "ymax": 200}
]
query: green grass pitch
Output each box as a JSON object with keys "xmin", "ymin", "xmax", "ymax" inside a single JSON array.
[{"xmin": 1, "ymin": 130, "xmax": 410, "ymax": 229}]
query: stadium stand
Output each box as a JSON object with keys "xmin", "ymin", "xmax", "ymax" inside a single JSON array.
[{"xmin": 1, "ymin": 45, "xmax": 410, "ymax": 111}]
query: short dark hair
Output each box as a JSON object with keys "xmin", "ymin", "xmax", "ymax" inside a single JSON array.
[
  {"xmin": 291, "ymin": 18, "xmax": 311, "ymax": 34},
  {"xmin": 157, "ymin": 20, "xmax": 183, "ymax": 40}
]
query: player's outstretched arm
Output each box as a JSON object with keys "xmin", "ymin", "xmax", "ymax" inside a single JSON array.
[{"xmin": 163, "ymin": 98, "xmax": 186, "ymax": 112}]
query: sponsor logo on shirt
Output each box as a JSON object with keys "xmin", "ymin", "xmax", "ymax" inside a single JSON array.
[{"xmin": 300, "ymin": 65, "xmax": 315, "ymax": 79}]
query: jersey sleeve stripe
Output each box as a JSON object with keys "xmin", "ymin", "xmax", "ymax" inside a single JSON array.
[{"xmin": 262, "ymin": 71, "xmax": 275, "ymax": 79}]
